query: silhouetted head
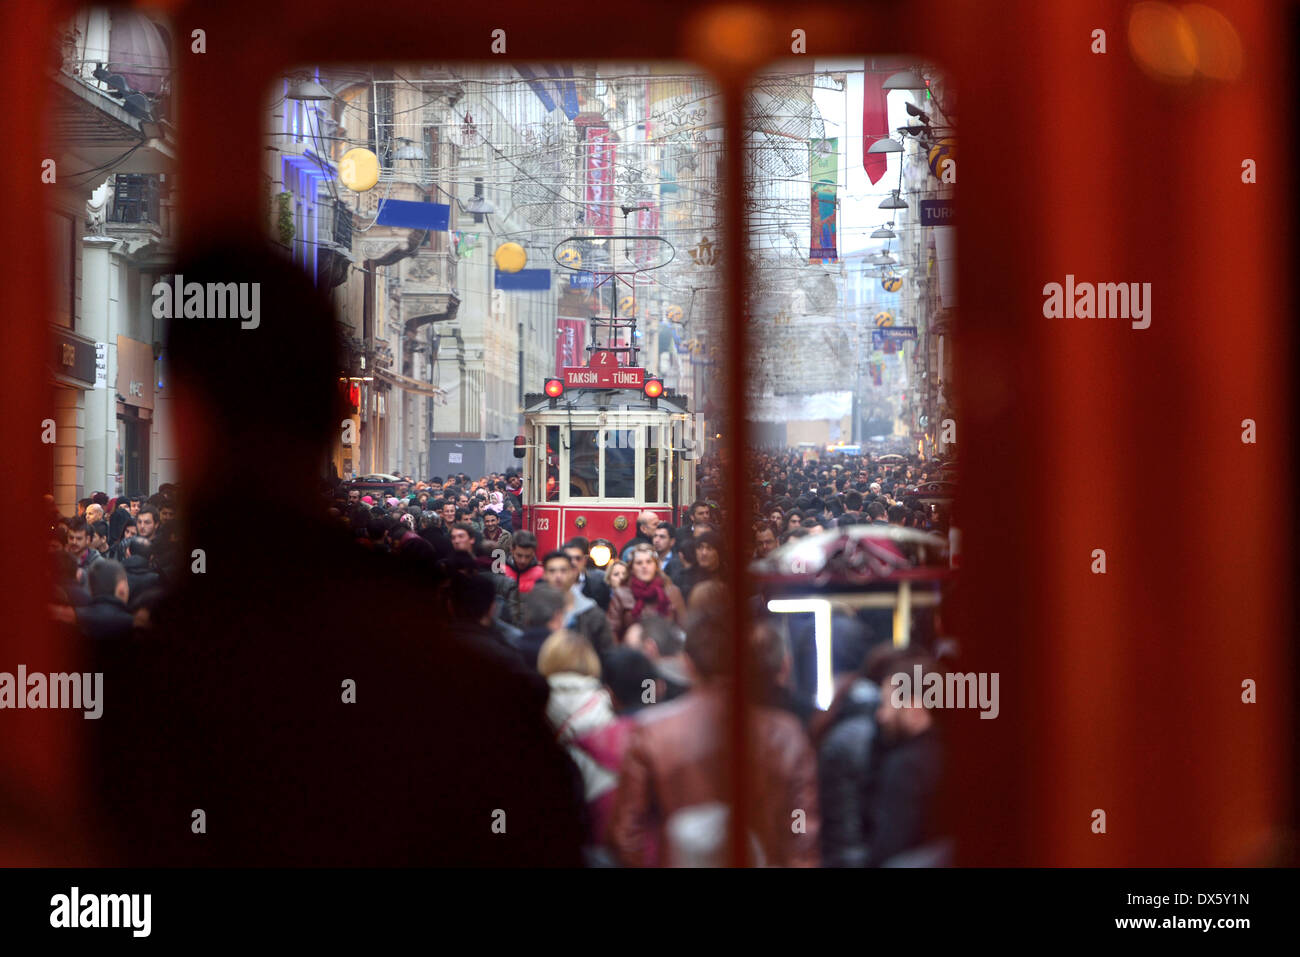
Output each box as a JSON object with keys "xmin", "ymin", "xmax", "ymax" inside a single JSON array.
[{"xmin": 165, "ymin": 242, "xmax": 344, "ymax": 523}]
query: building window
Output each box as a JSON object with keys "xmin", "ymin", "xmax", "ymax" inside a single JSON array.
[{"xmin": 109, "ymin": 173, "xmax": 161, "ymax": 224}]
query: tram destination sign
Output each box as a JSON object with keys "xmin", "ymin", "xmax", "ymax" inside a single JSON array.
[{"xmin": 562, "ymin": 349, "xmax": 646, "ymax": 389}]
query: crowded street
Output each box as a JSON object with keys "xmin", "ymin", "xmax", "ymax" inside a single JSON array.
[{"xmin": 39, "ymin": 53, "xmax": 964, "ymax": 867}]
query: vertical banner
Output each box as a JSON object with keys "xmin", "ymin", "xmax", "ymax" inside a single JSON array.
[
  {"xmin": 635, "ymin": 200, "xmax": 659, "ymax": 269},
  {"xmin": 585, "ymin": 125, "xmax": 615, "ymax": 235},
  {"xmin": 555, "ymin": 317, "xmax": 586, "ymax": 375},
  {"xmin": 810, "ymin": 137, "xmax": 838, "ymax": 262},
  {"xmin": 862, "ymin": 66, "xmax": 890, "ymax": 184}
]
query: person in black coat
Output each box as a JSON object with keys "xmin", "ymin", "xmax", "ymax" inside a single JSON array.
[
  {"xmin": 817, "ymin": 678, "xmax": 881, "ymax": 867},
  {"xmin": 107, "ymin": 503, "xmax": 132, "ymax": 549},
  {"xmin": 75, "ymin": 559, "xmax": 136, "ymax": 641},
  {"xmin": 87, "ymin": 245, "xmax": 586, "ymax": 867},
  {"xmin": 51, "ymin": 550, "xmax": 90, "ymax": 608},
  {"xmin": 862, "ymin": 652, "xmax": 944, "ymax": 867},
  {"xmin": 513, "ymin": 583, "xmax": 568, "ymax": 671},
  {"xmin": 121, "ymin": 537, "xmax": 161, "ymax": 598}
]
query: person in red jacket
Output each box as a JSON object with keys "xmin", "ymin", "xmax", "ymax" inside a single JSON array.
[{"xmin": 502, "ymin": 530, "xmax": 544, "ymax": 594}]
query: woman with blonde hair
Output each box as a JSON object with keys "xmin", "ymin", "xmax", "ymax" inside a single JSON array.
[
  {"xmin": 606, "ymin": 544, "xmax": 686, "ymax": 644},
  {"xmin": 537, "ymin": 629, "xmax": 632, "ymax": 850},
  {"xmin": 604, "ymin": 560, "xmax": 629, "ymax": 590}
]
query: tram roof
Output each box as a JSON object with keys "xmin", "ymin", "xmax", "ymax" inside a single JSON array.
[{"xmin": 523, "ymin": 389, "xmax": 690, "ymax": 415}]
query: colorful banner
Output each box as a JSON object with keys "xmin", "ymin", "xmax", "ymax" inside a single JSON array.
[
  {"xmin": 556, "ymin": 317, "xmax": 586, "ymax": 375},
  {"xmin": 584, "ymin": 125, "xmax": 615, "ymax": 235},
  {"xmin": 451, "ymin": 231, "xmax": 480, "ymax": 259},
  {"xmin": 810, "ymin": 138, "xmax": 838, "ymax": 262},
  {"xmin": 810, "ymin": 137, "xmax": 838, "ymax": 187}
]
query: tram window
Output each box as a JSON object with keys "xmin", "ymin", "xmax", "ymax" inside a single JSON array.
[
  {"xmin": 644, "ymin": 426, "xmax": 660, "ymax": 503},
  {"xmin": 605, "ymin": 429, "xmax": 636, "ymax": 499},
  {"xmin": 570, "ymin": 429, "xmax": 600, "ymax": 498},
  {"xmin": 545, "ymin": 425, "xmax": 560, "ymax": 502}
]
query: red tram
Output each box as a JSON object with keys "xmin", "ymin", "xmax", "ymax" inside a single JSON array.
[
  {"xmin": 517, "ymin": 354, "xmax": 698, "ymax": 557},
  {"xmin": 515, "ymin": 232, "xmax": 699, "ymax": 559}
]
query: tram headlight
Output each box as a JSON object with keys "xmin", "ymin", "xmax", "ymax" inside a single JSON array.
[
  {"xmin": 589, "ymin": 539, "xmax": 615, "ymax": 568},
  {"xmin": 544, "ymin": 378, "xmax": 564, "ymax": 398}
]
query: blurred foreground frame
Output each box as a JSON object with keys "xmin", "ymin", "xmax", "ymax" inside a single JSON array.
[{"xmin": 6, "ymin": 0, "xmax": 1292, "ymax": 866}]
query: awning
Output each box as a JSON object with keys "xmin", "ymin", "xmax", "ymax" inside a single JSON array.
[{"xmin": 373, "ymin": 367, "xmax": 445, "ymax": 398}]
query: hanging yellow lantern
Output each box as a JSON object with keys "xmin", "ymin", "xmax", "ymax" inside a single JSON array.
[
  {"xmin": 665, "ymin": 304, "xmax": 683, "ymax": 322},
  {"xmin": 881, "ymin": 275, "xmax": 903, "ymax": 293},
  {"xmin": 928, "ymin": 139, "xmax": 956, "ymax": 180},
  {"xmin": 618, "ymin": 295, "xmax": 636, "ymax": 317},
  {"xmin": 338, "ymin": 147, "xmax": 380, "ymax": 192},
  {"xmin": 494, "ymin": 242, "xmax": 527, "ymax": 273},
  {"xmin": 557, "ymin": 247, "xmax": 582, "ymax": 268},
  {"xmin": 875, "ymin": 311, "xmax": 895, "ymax": 327}
]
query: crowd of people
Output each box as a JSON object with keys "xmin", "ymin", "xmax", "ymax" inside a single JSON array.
[
  {"xmin": 46, "ymin": 487, "xmax": 183, "ymax": 641},
  {"xmin": 48, "ymin": 447, "xmax": 952, "ymax": 867}
]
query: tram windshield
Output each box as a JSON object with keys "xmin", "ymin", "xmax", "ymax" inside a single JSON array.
[{"xmin": 529, "ymin": 413, "xmax": 690, "ymax": 508}]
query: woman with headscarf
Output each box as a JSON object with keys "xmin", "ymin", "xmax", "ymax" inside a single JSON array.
[
  {"xmin": 606, "ymin": 544, "xmax": 685, "ymax": 644},
  {"xmin": 107, "ymin": 500, "xmax": 132, "ymax": 548}
]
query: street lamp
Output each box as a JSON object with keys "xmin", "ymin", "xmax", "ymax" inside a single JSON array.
[
  {"xmin": 285, "ymin": 76, "xmax": 333, "ymax": 101},
  {"xmin": 867, "ymin": 136, "xmax": 903, "ymax": 154},
  {"xmin": 882, "ymin": 70, "xmax": 927, "ymax": 91},
  {"xmin": 879, "ymin": 190, "xmax": 909, "ymax": 210}
]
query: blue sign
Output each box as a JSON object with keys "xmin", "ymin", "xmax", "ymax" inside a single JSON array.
[
  {"xmin": 871, "ymin": 326, "xmax": 919, "ymax": 348},
  {"xmin": 919, "ymin": 199, "xmax": 955, "ymax": 227},
  {"xmin": 374, "ymin": 199, "xmax": 451, "ymax": 231},
  {"xmin": 495, "ymin": 269, "xmax": 551, "ymax": 291},
  {"xmin": 568, "ymin": 271, "xmax": 595, "ymax": 289}
]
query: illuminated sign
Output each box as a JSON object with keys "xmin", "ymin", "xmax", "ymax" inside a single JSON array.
[{"xmin": 562, "ymin": 350, "xmax": 645, "ymax": 389}]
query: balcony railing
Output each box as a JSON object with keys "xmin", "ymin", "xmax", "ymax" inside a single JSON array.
[{"xmin": 315, "ymin": 195, "xmax": 353, "ymax": 252}]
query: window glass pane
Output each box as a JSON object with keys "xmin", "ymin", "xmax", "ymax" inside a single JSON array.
[
  {"xmin": 570, "ymin": 429, "xmax": 599, "ymax": 498},
  {"xmin": 644, "ymin": 426, "xmax": 660, "ymax": 503},
  {"xmin": 47, "ymin": 211, "xmax": 73, "ymax": 329},
  {"xmin": 545, "ymin": 425, "xmax": 560, "ymax": 501},
  {"xmin": 605, "ymin": 429, "xmax": 635, "ymax": 498}
]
